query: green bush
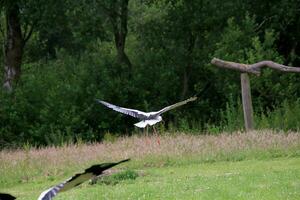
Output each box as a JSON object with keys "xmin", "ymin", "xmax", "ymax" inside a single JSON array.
[{"xmin": 96, "ymin": 170, "xmax": 139, "ymax": 185}]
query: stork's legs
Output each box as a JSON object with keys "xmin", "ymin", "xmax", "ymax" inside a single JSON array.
[
  {"xmin": 152, "ymin": 126, "xmax": 156, "ymax": 135},
  {"xmin": 144, "ymin": 125, "xmax": 160, "ymax": 146},
  {"xmin": 145, "ymin": 126, "xmax": 151, "ymax": 145},
  {"xmin": 152, "ymin": 126, "xmax": 160, "ymax": 146},
  {"xmin": 146, "ymin": 126, "xmax": 149, "ymax": 137}
]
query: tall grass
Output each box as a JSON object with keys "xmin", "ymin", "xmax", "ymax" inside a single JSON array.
[
  {"xmin": 255, "ymin": 99, "xmax": 300, "ymax": 131},
  {"xmin": 1, "ymin": 130, "xmax": 299, "ymax": 187},
  {"xmin": 219, "ymin": 98, "xmax": 300, "ymax": 132},
  {"xmin": 220, "ymin": 96, "xmax": 244, "ymax": 132}
]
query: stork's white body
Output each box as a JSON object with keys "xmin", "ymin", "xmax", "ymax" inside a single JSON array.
[{"xmin": 134, "ymin": 116, "xmax": 162, "ymax": 128}]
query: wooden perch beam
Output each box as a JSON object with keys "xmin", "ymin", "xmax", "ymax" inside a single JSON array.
[{"xmin": 211, "ymin": 58, "xmax": 300, "ymax": 75}]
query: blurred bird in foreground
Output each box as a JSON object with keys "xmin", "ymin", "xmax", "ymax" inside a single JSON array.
[{"xmin": 38, "ymin": 158, "xmax": 130, "ymax": 200}]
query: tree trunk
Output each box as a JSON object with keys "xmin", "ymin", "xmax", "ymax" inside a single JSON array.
[
  {"xmin": 111, "ymin": 0, "xmax": 132, "ymax": 68},
  {"xmin": 114, "ymin": 32, "xmax": 131, "ymax": 68},
  {"xmin": 181, "ymin": 32, "xmax": 196, "ymax": 99},
  {"xmin": 3, "ymin": 4, "xmax": 23, "ymax": 92},
  {"xmin": 181, "ymin": 66, "xmax": 189, "ymax": 100}
]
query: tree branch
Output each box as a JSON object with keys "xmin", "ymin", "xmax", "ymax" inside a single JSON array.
[
  {"xmin": 23, "ymin": 24, "xmax": 34, "ymax": 45},
  {"xmin": 0, "ymin": 21, "xmax": 4, "ymax": 37},
  {"xmin": 254, "ymin": 16, "xmax": 275, "ymax": 32},
  {"xmin": 22, "ymin": 22, "xmax": 28, "ymax": 39},
  {"xmin": 98, "ymin": 2, "xmax": 120, "ymax": 18},
  {"xmin": 0, "ymin": 11, "xmax": 6, "ymax": 38},
  {"xmin": 211, "ymin": 58, "xmax": 300, "ymax": 75}
]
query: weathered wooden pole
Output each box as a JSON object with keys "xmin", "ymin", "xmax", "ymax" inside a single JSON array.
[
  {"xmin": 211, "ymin": 57, "xmax": 300, "ymax": 132},
  {"xmin": 240, "ymin": 73, "xmax": 254, "ymax": 131}
]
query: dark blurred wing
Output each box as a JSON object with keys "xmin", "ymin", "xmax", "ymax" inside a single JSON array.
[
  {"xmin": 0, "ymin": 193, "xmax": 16, "ymax": 200},
  {"xmin": 96, "ymin": 99, "xmax": 147, "ymax": 119},
  {"xmin": 86, "ymin": 158, "xmax": 131, "ymax": 175},
  {"xmin": 155, "ymin": 96, "xmax": 197, "ymax": 115},
  {"xmin": 115, "ymin": 158, "xmax": 130, "ymax": 165},
  {"xmin": 38, "ymin": 159, "xmax": 130, "ymax": 200},
  {"xmin": 38, "ymin": 173, "xmax": 93, "ymax": 200},
  {"xmin": 59, "ymin": 173, "xmax": 93, "ymax": 192}
]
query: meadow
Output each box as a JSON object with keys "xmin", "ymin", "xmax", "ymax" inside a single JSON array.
[{"xmin": 1, "ymin": 130, "xmax": 300, "ymax": 199}]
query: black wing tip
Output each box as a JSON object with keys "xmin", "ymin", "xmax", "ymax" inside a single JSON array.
[
  {"xmin": 88, "ymin": 158, "xmax": 130, "ymax": 169},
  {"xmin": 118, "ymin": 158, "xmax": 131, "ymax": 163},
  {"xmin": 95, "ymin": 99, "xmax": 108, "ymax": 105}
]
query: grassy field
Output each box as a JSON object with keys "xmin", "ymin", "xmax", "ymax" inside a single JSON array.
[{"xmin": 1, "ymin": 130, "xmax": 300, "ymax": 199}]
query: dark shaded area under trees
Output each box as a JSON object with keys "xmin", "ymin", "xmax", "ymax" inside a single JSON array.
[{"xmin": 0, "ymin": 0, "xmax": 299, "ymax": 148}]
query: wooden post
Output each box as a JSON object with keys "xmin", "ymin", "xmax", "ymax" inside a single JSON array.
[
  {"xmin": 211, "ymin": 57, "xmax": 300, "ymax": 132},
  {"xmin": 240, "ymin": 73, "xmax": 254, "ymax": 131}
]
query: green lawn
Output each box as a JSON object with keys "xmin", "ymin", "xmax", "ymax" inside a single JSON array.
[
  {"xmin": 3, "ymin": 157, "xmax": 300, "ymax": 200},
  {"xmin": 1, "ymin": 132, "xmax": 300, "ymax": 199}
]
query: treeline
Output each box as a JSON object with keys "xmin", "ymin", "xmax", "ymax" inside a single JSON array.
[{"xmin": 0, "ymin": 0, "xmax": 299, "ymax": 148}]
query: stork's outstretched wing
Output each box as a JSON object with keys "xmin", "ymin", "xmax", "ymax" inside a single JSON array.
[
  {"xmin": 59, "ymin": 158, "xmax": 130, "ymax": 192},
  {"xmin": 155, "ymin": 96, "xmax": 197, "ymax": 116},
  {"xmin": 96, "ymin": 99, "xmax": 147, "ymax": 119},
  {"xmin": 38, "ymin": 159, "xmax": 130, "ymax": 200},
  {"xmin": 38, "ymin": 183, "xmax": 65, "ymax": 200}
]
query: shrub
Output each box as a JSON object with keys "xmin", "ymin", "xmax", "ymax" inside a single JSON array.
[{"xmin": 96, "ymin": 170, "xmax": 139, "ymax": 185}]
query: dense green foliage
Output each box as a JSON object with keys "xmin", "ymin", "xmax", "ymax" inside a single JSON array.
[{"xmin": 0, "ymin": 0, "xmax": 300, "ymax": 147}]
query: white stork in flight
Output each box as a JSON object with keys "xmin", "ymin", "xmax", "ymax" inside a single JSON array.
[{"xmin": 96, "ymin": 96, "xmax": 197, "ymax": 128}]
